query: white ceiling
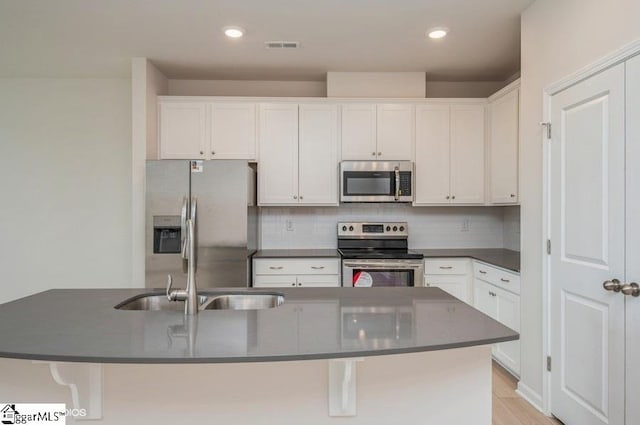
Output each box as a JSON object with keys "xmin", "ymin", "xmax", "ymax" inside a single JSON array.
[{"xmin": 0, "ymin": 0, "xmax": 535, "ymax": 81}]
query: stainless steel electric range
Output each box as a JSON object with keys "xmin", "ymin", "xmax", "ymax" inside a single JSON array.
[{"xmin": 338, "ymin": 222, "xmax": 424, "ymax": 287}]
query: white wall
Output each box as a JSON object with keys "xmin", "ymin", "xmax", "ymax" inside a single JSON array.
[
  {"xmin": 168, "ymin": 79, "xmax": 326, "ymax": 97},
  {"xmin": 0, "ymin": 78, "xmax": 132, "ymax": 304},
  {"xmin": 426, "ymin": 81, "xmax": 507, "ymax": 98},
  {"xmin": 260, "ymin": 206, "xmax": 506, "ymax": 249},
  {"xmin": 327, "ymin": 72, "xmax": 426, "ymax": 98},
  {"xmin": 520, "ymin": 0, "xmax": 640, "ymax": 406}
]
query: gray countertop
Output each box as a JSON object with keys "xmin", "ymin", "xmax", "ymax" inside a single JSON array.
[
  {"xmin": 0, "ymin": 288, "xmax": 517, "ymax": 364},
  {"xmin": 416, "ymin": 249, "xmax": 520, "ymax": 273},
  {"xmin": 253, "ymin": 249, "xmax": 341, "ymax": 259}
]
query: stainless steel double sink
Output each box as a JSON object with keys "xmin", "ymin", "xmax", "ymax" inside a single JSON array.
[{"xmin": 115, "ymin": 292, "xmax": 284, "ymax": 312}]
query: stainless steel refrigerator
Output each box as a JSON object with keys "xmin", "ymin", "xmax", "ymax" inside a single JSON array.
[{"xmin": 145, "ymin": 160, "xmax": 258, "ymax": 289}]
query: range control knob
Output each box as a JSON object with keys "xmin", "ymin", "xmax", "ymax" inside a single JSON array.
[
  {"xmin": 342, "ymin": 226, "xmax": 347, "ymax": 231},
  {"xmin": 349, "ymin": 226, "xmax": 354, "ymax": 231},
  {"xmin": 399, "ymin": 226, "xmax": 405, "ymax": 231},
  {"xmin": 386, "ymin": 226, "xmax": 391, "ymax": 231},
  {"xmin": 392, "ymin": 226, "xmax": 398, "ymax": 231}
]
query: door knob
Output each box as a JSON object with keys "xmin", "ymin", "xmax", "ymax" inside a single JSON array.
[
  {"xmin": 621, "ymin": 282, "xmax": 640, "ymax": 297},
  {"xmin": 603, "ymin": 279, "xmax": 622, "ymax": 292}
]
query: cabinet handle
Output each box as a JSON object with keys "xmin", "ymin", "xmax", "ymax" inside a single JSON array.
[
  {"xmin": 311, "ymin": 266, "xmax": 325, "ymax": 270},
  {"xmin": 372, "ymin": 152, "xmax": 376, "ymax": 156},
  {"xmin": 299, "ymin": 195, "xmax": 304, "ymax": 200},
  {"xmin": 479, "ymin": 270, "xmax": 487, "ymax": 274},
  {"xmin": 269, "ymin": 266, "xmax": 284, "ymax": 270},
  {"xmin": 489, "ymin": 291, "xmax": 496, "ymax": 297},
  {"xmin": 211, "ymin": 151, "xmax": 215, "ymax": 155},
  {"xmin": 297, "ymin": 282, "xmax": 303, "ymax": 286},
  {"xmin": 293, "ymin": 195, "xmax": 298, "ymax": 200},
  {"xmin": 199, "ymin": 151, "xmax": 204, "ymax": 155},
  {"xmin": 500, "ymin": 278, "xmax": 510, "ymax": 283},
  {"xmin": 452, "ymin": 195, "xmax": 456, "ymax": 200},
  {"xmin": 439, "ymin": 266, "xmax": 453, "ymax": 270},
  {"xmin": 510, "ymin": 194, "xmax": 516, "ymax": 198},
  {"xmin": 378, "ymin": 152, "xmax": 382, "ymax": 156},
  {"xmin": 446, "ymin": 196, "xmax": 450, "ymax": 200},
  {"xmin": 291, "ymin": 282, "xmax": 296, "ymax": 286}
]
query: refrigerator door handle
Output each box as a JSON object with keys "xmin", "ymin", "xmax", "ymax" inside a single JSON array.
[
  {"xmin": 180, "ymin": 196, "xmax": 188, "ymax": 260},
  {"xmin": 190, "ymin": 197, "xmax": 197, "ymax": 271}
]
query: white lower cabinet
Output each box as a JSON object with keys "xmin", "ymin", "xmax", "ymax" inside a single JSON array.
[
  {"xmin": 473, "ymin": 261, "xmax": 520, "ymax": 376},
  {"xmin": 423, "ymin": 258, "xmax": 472, "ymax": 305},
  {"xmin": 253, "ymin": 258, "xmax": 341, "ymax": 288}
]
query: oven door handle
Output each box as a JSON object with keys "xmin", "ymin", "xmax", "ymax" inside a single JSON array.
[
  {"xmin": 394, "ymin": 167, "xmax": 400, "ymax": 201},
  {"xmin": 343, "ymin": 262, "xmax": 423, "ymax": 269}
]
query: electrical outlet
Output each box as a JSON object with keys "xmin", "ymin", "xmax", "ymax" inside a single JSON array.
[
  {"xmin": 461, "ymin": 219, "xmax": 470, "ymax": 232},
  {"xmin": 285, "ymin": 219, "xmax": 294, "ymax": 232}
]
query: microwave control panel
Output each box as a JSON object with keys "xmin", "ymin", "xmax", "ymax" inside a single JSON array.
[{"xmin": 398, "ymin": 172, "xmax": 412, "ymax": 195}]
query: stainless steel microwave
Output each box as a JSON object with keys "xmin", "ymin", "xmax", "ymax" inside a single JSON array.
[{"xmin": 340, "ymin": 161, "xmax": 413, "ymax": 203}]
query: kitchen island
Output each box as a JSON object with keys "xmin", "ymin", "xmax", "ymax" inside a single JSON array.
[{"xmin": 0, "ymin": 287, "xmax": 517, "ymax": 424}]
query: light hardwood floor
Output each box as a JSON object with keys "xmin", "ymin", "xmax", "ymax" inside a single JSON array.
[{"xmin": 492, "ymin": 362, "xmax": 563, "ymax": 425}]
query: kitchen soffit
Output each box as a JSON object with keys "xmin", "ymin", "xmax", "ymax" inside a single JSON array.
[{"xmin": 0, "ymin": 0, "xmax": 534, "ymax": 81}]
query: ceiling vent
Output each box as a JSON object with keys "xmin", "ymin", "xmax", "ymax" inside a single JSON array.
[{"xmin": 265, "ymin": 41, "xmax": 300, "ymax": 49}]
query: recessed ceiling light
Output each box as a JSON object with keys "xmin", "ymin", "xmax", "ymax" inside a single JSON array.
[
  {"xmin": 223, "ymin": 26, "xmax": 245, "ymax": 38},
  {"xmin": 428, "ymin": 28, "xmax": 449, "ymax": 39}
]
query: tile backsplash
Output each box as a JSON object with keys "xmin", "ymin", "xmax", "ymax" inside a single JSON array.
[{"xmin": 260, "ymin": 205, "xmax": 512, "ymax": 250}]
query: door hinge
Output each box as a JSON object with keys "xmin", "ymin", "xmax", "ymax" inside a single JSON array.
[
  {"xmin": 540, "ymin": 122, "xmax": 552, "ymax": 139},
  {"xmin": 547, "ymin": 356, "xmax": 552, "ymax": 372},
  {"xmin": 547, "ymin": 239, "xmax": 551, "ymax": 255}
]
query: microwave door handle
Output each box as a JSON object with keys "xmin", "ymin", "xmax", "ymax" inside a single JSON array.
[{"xmin": 394, "ymin": 167, "xmax": 400, "ymax": 201}]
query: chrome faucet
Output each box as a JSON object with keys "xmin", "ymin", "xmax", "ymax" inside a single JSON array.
[{"xmin": 167, "ymin": 218, "xmax": 199, "ymax": 315}]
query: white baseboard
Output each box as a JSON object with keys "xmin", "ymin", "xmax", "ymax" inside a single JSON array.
[{"xmin": 516, "ymin": 381, "xmax": 544, "ymax": 413}]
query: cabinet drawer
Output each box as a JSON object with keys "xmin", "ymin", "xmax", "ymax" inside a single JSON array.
[
  {"xmin": 254, "ymin": 258, "xmax": 340, "ymax": 275},
  {"xmin": 424, "ymin": 258, "xmax": 469, "ymax": 275},
  {"xmin": 297, "ymin": 275, "xmax": 341, "ymax": 288},
  {"xmin": 253, "ymin": 275, "xmax": 298, "ymax": 288},
  {"xmin": 473, "ymin": 261, "xmax": 520, "ymax": 295}
]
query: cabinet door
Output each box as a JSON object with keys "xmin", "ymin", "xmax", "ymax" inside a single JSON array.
[
  {"xmin": 341, "ymin": 104, "xmax": 377, "ymax": 160},
  {"xmin": 415, "ymin": 105, "xmax": 451, "ymax": 204},
  {"xmin": 159, "ymin": 102, "xmax": 207, "ymax": 159},
  {"xmin": 473, "ymin": 279, "xmax": 497, "ymax": 318},
  {"xmin": 253, "ymin": 275, "xmax": 298, "ymax": 288},
  {"xmin": 489, "ymin": 89, "xmax": 519, "ymax": 203},
  {"xmin": 298, "ymin": 104, "xmax": 339, "ymax": 205},
  {"xmin": 377, "ymin": 104, "xmax": 414, "ymax": 160},
  {"xmin": 450, "ymin": 105, "xmax": 486, "ymax": 204},
  {"xmin": 258, "ymin": 104, "xmax": 299, "ymax": 204},
  {"xmin": 494, "ymin": 285, "xmax": 520, "ymax": 375},
  {"xmin": 424, "ymin": 275, "xmax": 470, "ymax": 304},
  {"xmin": 210, "ymin": 103, "xmax": 257, "ymax": 159},
  {"xmin": 296, "ymin": 275, "xmax": 341, "ymax": 288}
]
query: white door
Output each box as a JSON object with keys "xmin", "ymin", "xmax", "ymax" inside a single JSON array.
[
  {"xmin": 210, "ymin": 102, "xmax": 257, "ymax": 159},
  {"xmin": 341, "ymin": 104, "xmax": 377, "ymax": 160},
  {"xmin": 625, "ymin": 53, "xmax": 640, "ymax": 425},
  {"xmin": 377, "ymin": 104, "xmax": 414, "ymax": 160},
  {"xmin": 450, "ymin": 105, "xmax": 486, "ymax": 204},
  {"xmin": 298, "ymin": 104, "xmax": 339, "ymax": 205},
  {"xmin": 549, "ymin": 63, "xmax": 625, "ymax": 425},
  {"xmin": 258, "ymin": 103, "xmax": 299, "ymax": 205},
  {"xmin": 159, "ymin": 102, "xmax": 207, "ymax": 159},
  {"xmin": 489, "ymin": 89, "xmax": 519, "ymax": 204},
  {"xmin": 414, "ymin": 105, "xmax": 451, "ymax": 204}
]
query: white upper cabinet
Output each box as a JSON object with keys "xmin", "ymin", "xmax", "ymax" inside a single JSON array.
[
  {"xmin": 488, "ymin": 86, "xmax": 519, "ymax": 204},
  {"xmin": 159, "ymin": 102, "xmax": 207, "ymax": 159},
  {"xmin": 414, "ymin": 103, "xmax": 486, "ymax": 205},
  {"xmin": 341, "ymin": 103, "xmax": 414, "ymax": 160},
  {"xmin": 341, "ymin": 104, "xmax": 377, "ymax": 160},
  {"xmin": 376, "ymin": 104, "xmax": 414, "ymax": 160},
  {"xmin": 159, "ymin": 100, "xmax": 257, "ymax": 160},
  {"xmin": 259, "ymin": 103, "xmax": 340, "ymax": 206},
  {"xmin": 209, "ymin": 103, "xmax": 257, "ymax": 160},
  {"xmin": 258, "ymin": 103, "xmax": 299, "ymax": 204},
  {"xmin": 415, "ymin": 105, "xmax": 451, "ymax": 204},
  {"xmin": 298, "ymin": 104, "xmax": 339, "ymax": 205},
  {"xmin": 450, "ymin": 105, "xmax": 486, "ymax": 204}
]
